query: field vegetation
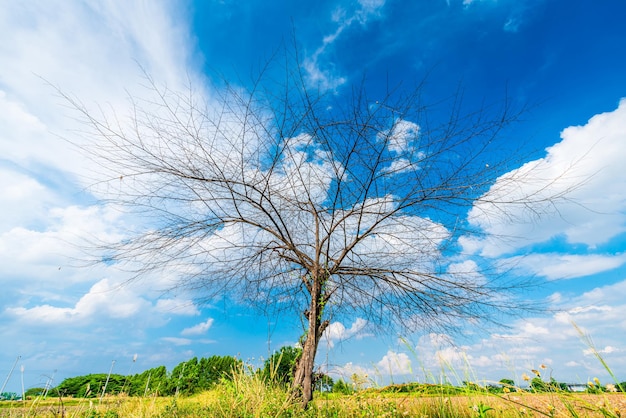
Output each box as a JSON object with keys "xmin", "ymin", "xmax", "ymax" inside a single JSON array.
[{"xmin": 2, "ymin": 348, "xmax": 625, "ymax": 417}]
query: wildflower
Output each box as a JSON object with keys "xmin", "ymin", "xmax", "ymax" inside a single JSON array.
[
  {"xmin": 593, "ymin": 377, "xmax": 601, "ymax": 386},
  {"xmin": 588, "ymin": 381, "xmax": 595, "ymax": 387},
  {"xmin": 606, "ymin": 383, "xmax": 617, "ymax": 392},
  {"xmin": 531, "ymin": 369, "xmax": 541, "ymax": 376},
  {"xmin": 540, "ymin": 364, "xmax": 547, "ymax": 369},
  {"xmin": 522, "ymin": 373, "xmax": 530, "ymax": 381},
  {"xmin": 503, "ymin": 387, "xmax": 510, "ymax": 393}
]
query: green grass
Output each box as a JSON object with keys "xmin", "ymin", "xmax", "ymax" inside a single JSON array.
[{"xmin": 2, "ymin": 377, "xmax": 625, "ymax": 417}]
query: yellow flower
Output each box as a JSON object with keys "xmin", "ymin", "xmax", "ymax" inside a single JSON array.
[
  {"xmin": 588, "ymin": 381, "xmax": 594, "ymax": 387},
  {"xmin": 503, "ymin": 387, "xmax": 510, "ymax": 393},
  {"xmin": 593, "ymin": 377, "xmax": 601, "ymax": 386},
  {"xmin": 531, "ymin": 369, "xmax": 541, "ymax": 376},
  {"xmin": 522, "ymin": 373, "xmax": 530, "ymax": 381}
]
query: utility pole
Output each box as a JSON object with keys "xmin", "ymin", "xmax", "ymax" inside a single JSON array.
[
  {"xmin": 100, "ymin": 360, "xmax": 116, "ymax": 402},
  {"xmin": 0, "ymin": 356, "xmax": 20, "ymax": 395}
]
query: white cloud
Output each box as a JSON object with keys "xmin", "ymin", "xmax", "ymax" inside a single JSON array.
[
  {"xmin": 465, "ymin": 99, "xmax": 626, "ymax": 257},
  {"xmin": 161, "ymin": 337, "xmax": 193, "ymax": 346},
  {"xmin": 323, "ymin": 318, "xmax": 369, "ymax": 347},
  {"xmin": 0, "ymin": 2, "xmax": 205, "ymax": 377},
  {"xmin": 0, "ymin": 2, "xmax": 199, "ymax": 181},
  {"xmin": 376, "ymin": 119, "xmax": 424, "ymax": 175},
  {"xmin": 181, "ymin": 318, "xmax": 214, "ymax": 336},
  {"xmin": 155, "ymin": 299, "xmax": 200, "ymax": 316},
  {"xmin": 435, "ymin": 278, "xmax": 626, "ymax": 383},
  {"xmin": 503, "ymin": 17, "xmax": 521, "ymax": 32},
  {"xmin": 386, "ymin": 119, "xmax": 419, "ymax": 154},
  {"xmin": 0, "ymin": 204, "xmax": 127, "ymax": 289},
  {"xmin": 329, "ymin": 361, "xmax": 371, "ymax": 383},
  {"xmin": 0, "ymin": 167, "xmax": 54, "ymax": 232},
  {"xmin": 5, "ymin": 278, "xmax": 153, "ymax": 325},
  {"xmin": 507, "ymin": 253, "xmax": 626, "ymax": 280},
  {"xmin": 303, "ymin": 0, "xmax": 386, "ymax": 91},
  {"xmin": 376, "ymin": 350, "xmax": 412, "ymax": 376},
  {"xmin": 358, "ymin": 0, "xmax": 386, "ymax": 16},
  {"xmin": 584, "ymin": 346, "xmax": 619, "ymax": 356}
]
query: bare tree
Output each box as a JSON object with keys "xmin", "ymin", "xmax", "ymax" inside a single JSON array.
[{"xmin": 64, "ymin": 58, "xmax": 573, "ymax": 407}]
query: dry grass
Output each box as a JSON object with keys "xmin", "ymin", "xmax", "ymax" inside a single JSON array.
[{"xmin": 1, "ymin": 391, "xmax": 624, "ymax": 417}]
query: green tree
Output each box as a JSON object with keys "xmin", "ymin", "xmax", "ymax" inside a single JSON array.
[
  {"xmin": 128, "ymin": 365, "xmax": 168, "ymax": 396},
  {"xmin": 23, "ymin": 387, "xmax": 45, "ymax": 398},
  {"xmin": 0, "ymin": 392, "xmax": 19, "ymax": 400},
  {"xmin": 168, "ymin": 357, "xmax": 199, "ymax": 396},
  {"xmin": 530, "ymin": 377, "xmax": 549, "ymax": 393},
  {"xmin": 197, "ymin": 355, "xmax": 241, "ymax": 390},
  {"xmin": 262, "ymin": 346, "xmax": 302, "ymax": 385},
  {"xmin": 548, "ymin": 377, "xmax": 569, "ymax": 392},
  {"xmin": 55, "ymin": 373, "xmax": 126, "ymax": 398},
  {"xmin": 332, "ymin": 379, "xmax": 352, "ymax": 394},
  {"xmin": 499, "ymin": 378, "xmax": 514, "ymax": 388}
]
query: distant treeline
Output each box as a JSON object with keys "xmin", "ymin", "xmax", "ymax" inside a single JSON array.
[
  {"xmin": 51, "ymin": 354, "xmax": 241, "ymax": 398},
  {"xmin": 44, "ymin": 347, "xmax": 304, "ymax": 398}
]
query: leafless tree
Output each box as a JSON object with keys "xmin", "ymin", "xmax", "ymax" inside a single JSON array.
[{"xmin": 64, "ymin": 57, "xmax": 574, "ymax": 407}]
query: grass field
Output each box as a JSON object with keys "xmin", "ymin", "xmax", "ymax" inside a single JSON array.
[{"xmin": 1, "ymin": 381, "xmax": 625, "ymax": 417}]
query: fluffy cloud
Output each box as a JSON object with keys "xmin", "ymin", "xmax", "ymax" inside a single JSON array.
[
  {"xmin": 5, "ymin": 278, "xmax": 152, "ymax": 324},
  {"xmin": 376, "ymin": 350, "xmax": 412, "ymax": 376},
  {"xmin": 465, "ymin": 99, "xmax": 626, "ymax": 257},
  {"xmin": 0, "ymin": 2, "xmax": 207, "ymax": 390},
  {"xmin": 323, "ymin": 318, "xmax": 370, "ymax": 347}
]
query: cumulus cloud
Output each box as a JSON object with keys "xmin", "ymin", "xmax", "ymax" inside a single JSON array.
[
  {"xmin": 323, "ymin": 318, "xmax": 370, "ymax": 347},
  {"xmin": 376, "ymin": 350, "xmax": 412, "ymax": 375},
  {"xmin": 5, "ymin": 278, "xmax": 152, "ymax": 324},
  {"xmin": 464, "ymin": 99, "xmax": 626, "ymax": 257},
  {"xmin": 329, "ymin": 361, "xmax": 371, "ymax": 382}
]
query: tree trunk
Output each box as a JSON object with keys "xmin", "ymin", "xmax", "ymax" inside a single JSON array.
[{"xmin": 292, "ymin": 279, "xmax": 329, "ymax": 408}]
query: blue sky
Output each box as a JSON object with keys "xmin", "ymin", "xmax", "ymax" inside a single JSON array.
[{"xmin": 1, "ymin": 0, "xmax": 626, "ymax": 393}]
